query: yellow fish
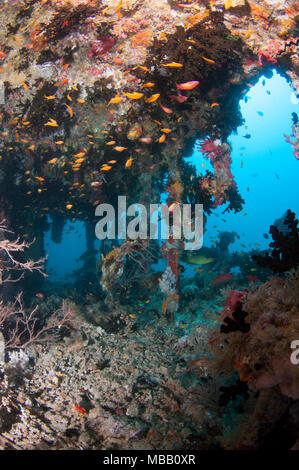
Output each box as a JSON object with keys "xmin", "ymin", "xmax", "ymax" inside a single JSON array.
[
  {"xmin": 48, "ymin": 158, "xmax": 58, "ymax": 164},
  {"xmin": 44, "ymin": 119, "xmax": 58, "ymax": 127},
  {"xmin": 125, "ymin": 157, "xmax": 133, "ymax": 168},
  {"xmin": 181, "ymin": 253, "xmax": 215, "ymax": 266},
  {"xmin": 140, "ymin": 83, "xmax": 155, "ymax": 89},
  {"xmin": 20, "ymin": 81, "xmax": 29, "ymax": 90},
  {"xmin": 202, "ymin": 56, "xmax": 216, "ymax": 64},
  {"xmin": 74, "ymin": 152, "xmax": 86, "ymax": 158},
  {"xmin": 65, "ymin": 104, "xmax": 73, "ymax": 117},
  {"xmin": 145, "ymin": 93, "xmax": 160, "ymax": 103},
  {"xmin": 108, "ymin": 95, "xmax": 123, "ymax": 105},
  {"xmin": 132, "ymin": 65, "xmax": 149, "ymax": 72},
  {"xmin": 123, "ymin": 92, "xmax": 144, "ymax": 99},
  {"xmin": 161, "ymin": 62, "xmax": 183, "ymax": 68}
]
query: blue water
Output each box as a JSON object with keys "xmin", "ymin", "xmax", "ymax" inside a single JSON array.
[
  {"xmin": 190, "ymin": 70, "xmax": 299, "ymax": 252},
  {"xmin": 44, "ymin": 70, "xmax": 298, "ymax": 281}
]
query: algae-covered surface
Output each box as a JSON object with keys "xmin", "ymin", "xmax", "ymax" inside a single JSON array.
[{"xmin": 0, "ymin": 0, "xmax": 298, "ymax": 450}]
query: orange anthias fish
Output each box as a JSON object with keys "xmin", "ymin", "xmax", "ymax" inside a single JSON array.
[
  {"xmin": 145, "ymin": 93, "xmax": 160, "ymax": 103},
  {"xmin": 161, "ymin": 62, "xmax": 183, "ymax": 68},
  {"xmin": 74, "ymin": 152, "xmax": 86, "ymax": 158},
  {"xmin": 108, "ymin": 95, "xmax": 123, "ymax": 105},
  {"xmin": 48, "ymin": 158, "xmax": 58, "ymax": 164},
  {"xmin": 140, "ymin": 82, "xmax": 155, "ymax": 89},
  {"xmin": 139, "ymin": 137, "xmax": 152, "ymax": 144},
  {"xmin": 170, "ymin": 93, "xmax": 188, "ymax": 103},
  {"xmin": 122, "ymin": 92, "xmax": 144, "ymax": 99},
  {"xmin": 101, "ymin": 164, "xmax": 112, "ymax": 171},
  {"xmin": 176, "ymin": 81, "xmax": 199, "ymax": 90},
  {"xmin": 20, "ymin": 80, "xmax": 29, "ymax": 90},
  {"xmin": 44, "ymin": 118, "xmax": 58, "ymax": 127},
  {"xmin": 159, "ymin": 103, "xmax": 173, "ymax": 114},
  {"xmin": 125, "ymin": 157, "xmax": 133, "ymax": 168},
  {"xmin": 202, "ymin": 56, "xmax": 216, "ymax": 64},
  {"xmin": 212, "ymin": 273, "xmax": 234, "ymax": 285},
  {"xmin": 65, "ymin": 104, "xmax": 73, "ymax": 117}
]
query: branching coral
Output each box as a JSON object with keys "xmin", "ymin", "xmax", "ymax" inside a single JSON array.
[
  {"xmin": 0, "ymin": 220, "xmax": 46, "ymax": 284},
  {"xmin": 0, "ymin": 296, "xmax": 78, "ymax": 350},
  {"xmin": 0, "ymin": 221, "xmax": 78, "ymax": 350}
]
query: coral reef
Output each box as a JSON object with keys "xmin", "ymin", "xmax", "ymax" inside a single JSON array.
[
  {"xmin": 208, "ymin": 271, "xmax": 299, "ymax": 448},
  {"xmin": 0, "ymin": 316, "xmax": 223, "ymax": 450}
]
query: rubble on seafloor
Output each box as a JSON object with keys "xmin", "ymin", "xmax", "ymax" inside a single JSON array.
[
  {"xmin": 0, "ymin": 269, "xmax": 298, "ymax": 450},
  {"xmin": 0, "ymin": 314, "xmax": 221, "ymax": 450}
]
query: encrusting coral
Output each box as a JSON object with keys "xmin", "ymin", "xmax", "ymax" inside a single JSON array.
[{"xmin": 208, "ymin": 270, "xmax": 299, "ymax": 448}]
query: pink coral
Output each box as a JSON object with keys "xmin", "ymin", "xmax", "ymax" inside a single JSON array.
[
  {"xmin": 198, "ymin": 138, "xmax": 236, "ymax": 206},
  {"xmin": 220, "ymin": 289, "xmax": 248, "ymax": 321},
  {"xmin": 284, "ymin": 126, "xmax": 299, "ymax": 160},
  {"xmin": 88, "ymin": 35, "xmax": 115, "ymax": 57},
  {"xmin": 257, "ymin": 40, "xmax": 281, "ymax": 66}
]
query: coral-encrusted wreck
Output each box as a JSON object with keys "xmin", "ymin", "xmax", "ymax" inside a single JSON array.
[
  {"xmin": 0, "ymin": 0, "xmax": 298, "ymax": 244},
  {"xmin": 0, "ymin": 0, "xmax": 298, "ymax": 451}
]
